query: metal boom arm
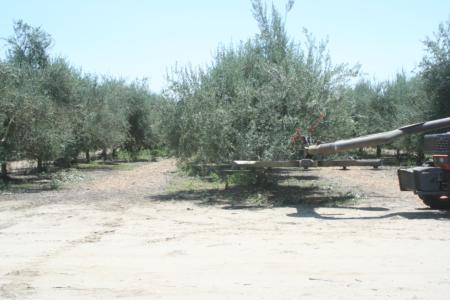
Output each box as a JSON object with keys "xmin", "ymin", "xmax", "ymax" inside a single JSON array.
[{"xmin": 305, "ymin": 117, "xmax": 450, "ymax": 156}]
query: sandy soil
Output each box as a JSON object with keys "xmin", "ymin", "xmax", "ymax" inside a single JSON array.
[{"xmin": 1, "ymin": 159, "xmax": 450, "ymax": 299}]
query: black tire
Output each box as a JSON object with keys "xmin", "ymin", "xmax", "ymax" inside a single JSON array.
[{"xmin": 419, "ymin": 195, "xmax": 450, "ymax": 209}]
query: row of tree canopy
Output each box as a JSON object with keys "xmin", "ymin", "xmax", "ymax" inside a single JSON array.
[
  {"xmin": 0, "ymin": 21, "xmax": 167, "ymax": 177},
  {"xmin": 1, "ymin": 0, "xmax": 449, "ymax": 179}
]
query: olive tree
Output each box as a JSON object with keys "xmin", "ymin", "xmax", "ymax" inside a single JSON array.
[
  {"xmin": 165, "ymin": 0, "xmax": 358, "ymax": 163},
  {"xmin": 421, "ymin": 18, "xmax": 450, "ymax": 119}
]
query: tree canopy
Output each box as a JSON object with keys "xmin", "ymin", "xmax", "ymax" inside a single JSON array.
[{"xmin": 1, "ymin": 4, "xmax": 449, "ymax": 178}]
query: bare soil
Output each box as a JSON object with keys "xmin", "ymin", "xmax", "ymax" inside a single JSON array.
[{"xmin": 1, "ymin": 159, "xmax": 450, "ymax": 299}]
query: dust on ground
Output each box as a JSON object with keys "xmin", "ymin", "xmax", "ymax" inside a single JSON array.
[{"xmin": 1, "ymin": 159, "xmax": 450, "ymax": 299}]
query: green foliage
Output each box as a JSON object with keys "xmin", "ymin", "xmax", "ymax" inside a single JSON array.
[
  {"xmin": 123, "ymin": 80, "xmax": 155, "ymax": 151},
  {"xmin": 1, "ymin": 21, "xmax": 76, "ymax": 170},
  {"xmin": 421, "ymin": 18, "xmax": 450, "ymax": 119},
  {"xmin": 93, "ymin": 78, "xmax": 129, "ymax": 150},
  {"xmin": 162, "ymin": 2, "xmax": 445, "ymax": 164},
  {"xmin": 6, "ymin": 20, "xmax": 52, "ymax": 69},
  {"xmin": 227, "ymin": 171, "xmax": 258, "ymax": 186},
  {"xmin": 1, "ymin": 10, "xmax": 448, "ymax": 176},
  {"xmin": 49, "ymin": 177, "xmax": 62, "ymax": 190},
  {"xmin": 349, "ymin": 73, "xmax": 431, "ymax": 154},
  {"xmin": 76, "ymin": 161, "xmax": 135, "ymax": 171},
  {"xmin": 116, "ymin": 149, "xmax": 154, "ymax": 162},
  {"xmin": 383, "ymin": 74, "xmax": 431, "ymax": 153},
  {"xmin": 0, "ymin": 64, "xmax": 65, "ymax": 164},
  {"xmin": 165, "ymin": 0, "xmax": 358, "ymax": 163},
  {"xmin": 1, "ymin": 20, "xmax": 165, "ymax": 172}
]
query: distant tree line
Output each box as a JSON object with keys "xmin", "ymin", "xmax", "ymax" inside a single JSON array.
[{"xmin": 1, "ymin": 0, "xmax": 449, "ymax": 180}]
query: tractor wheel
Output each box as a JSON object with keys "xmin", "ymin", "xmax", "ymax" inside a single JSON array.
[{"xmin": 419, "ymin": 195, "xmax": 450, "ymax": 209}]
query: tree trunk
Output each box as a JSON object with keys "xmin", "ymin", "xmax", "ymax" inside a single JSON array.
[
  {"xmin": 416, "ymin": 151, "xmax": 425, "ymax": 166},
  {"xmin": 37, "ymin": 158, "xmax": 44, "ymax": 173},
  {"xmin": 396, "ymin": 148, "xmax": 400, "ymax": 162},
  {"xmin": 1, "ymin": 162, "xmax": 8, "ymax": 182},
  {"xmin": 63, "ymin": 157, "xmax": 72, "ymax": 168},
  {"xmin": 102, "ymin": 148, "xmax": 107, "ymax": 161},
  {"xmin": 112, "ymin": 148, "xmax": 117, "ymax": 160},
  {"xmin": 85, "ymin": 150, "xmax": 90, "ymax": 163},
  {"xmin": 376, "ymin": 146, "xmax": 381, "ymax": 158},
  {"xmin": 357, "ymin": 147, "xmax": 364, "ymax": 158}
]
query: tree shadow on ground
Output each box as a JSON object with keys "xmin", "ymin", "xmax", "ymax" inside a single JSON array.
[
  {"xmin": 149, "ymin": 170, "xmax": 354, "ymax": 209},
  {"xmin": 1, "ymin": 160, "xmax": 144, "ymax": 194},
  {"xmin": 149, "ymin": 168, "xmax": 450, "ymax": 220},
  {"xmin": 0, "ymin": 174, "xmax": 56, "ymax": 193},
  {"xmin": 287, "ymin": 205, "xmax": 450, "ymax": 220},
  {"xmin": 150, "ymin": 185, "xmax": 353, "ymax": 208},
  {"xmin": 270, "ymin": 174, "xmax": 320, "ymax": 181}
]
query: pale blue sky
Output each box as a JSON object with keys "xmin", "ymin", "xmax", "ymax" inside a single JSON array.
[{"xmin": 1, "ymin": 1, "xmax": 449, "ymax": 92}]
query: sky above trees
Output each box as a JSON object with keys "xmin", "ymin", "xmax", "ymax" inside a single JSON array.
[{"xmin": 0, "ymin": 0, "xmax": 448, "ymax": 92}]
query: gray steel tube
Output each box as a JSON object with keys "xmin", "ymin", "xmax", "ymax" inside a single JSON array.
[{"xmin": 306, "ymin": 117, "xmax": 450, "ymax": 156}]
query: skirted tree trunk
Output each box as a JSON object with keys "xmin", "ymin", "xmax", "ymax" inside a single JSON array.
[
  {"xmin": 85, "ymin": 150, "xmax": 91, "ymax": 163},
  {"xmin": 357, "ymin": 147, "xmax": 364, "ymax": 158},
  {"xmin": 1, "ymin": 162, "xmax": 8, "ymax": 182},
  {"xmin": 416, "ymin": 151, "xmax": 425, "ymax": 166},
  {"xmin": 376, "ymin": 146, "xmax": 382, "ymax": 158},
  {"xmin": 112, "ymin": 148, "xmax": 118, "ymax": 160},
  {"xmin": 37, "ymin": 158, "xmax": 45, "ymax": 173},
  {"xmin": 101, "ymin": 148, "xmax": 108, "ymax": 161}
]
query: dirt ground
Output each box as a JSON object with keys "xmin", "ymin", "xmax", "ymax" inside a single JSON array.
[{"xmin": 1, "ymin": 159, "xmax": 450, "ymax": 299}]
